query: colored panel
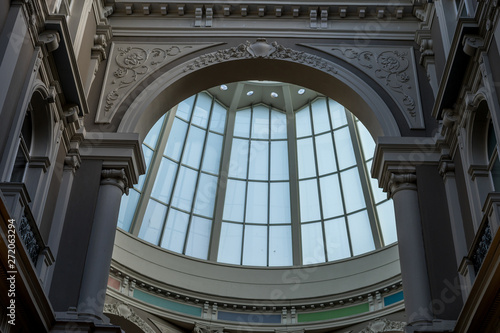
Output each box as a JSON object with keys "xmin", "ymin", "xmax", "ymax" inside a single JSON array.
[
  {"xmin": 297, "ymin": 303, "xmax": 369, "ymax": 323},
  {"xmin": 217, "ymin": 311, "xmax": 281, "ymax": 324},
  {"xmin": 384, "ymin": 291, "xmax": 404, "ymax": 306},
  {"xmin": 133, "ymin": 289, "xmax": 202, "ymax": 317},
  {"xmin": 107, "ymin": 276, "xmax": 120, "ymax": 290}
]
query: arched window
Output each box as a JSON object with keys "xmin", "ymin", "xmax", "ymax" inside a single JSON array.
[{"xmin": 118, "ymin": 82, "xmax": 397, "ymax": 266}]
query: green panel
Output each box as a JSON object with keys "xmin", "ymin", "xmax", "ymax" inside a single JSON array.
[
  {"xmin": 298, "ymin": 303, "xmax": 369, "ymax": 323},
  {"xmin": 133, "ymin": 289, "xmax": 202, "ymax": 317}
]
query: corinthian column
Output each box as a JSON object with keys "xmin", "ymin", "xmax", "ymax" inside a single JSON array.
[
  {"xmin": 77, "ymin": 168, "xmax": 128, "ymax": 320},
  {"xmin": 389, "ymin": 173, "xmax": 433, "ymax": 326}
]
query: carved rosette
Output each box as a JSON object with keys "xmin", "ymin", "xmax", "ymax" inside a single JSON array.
[
  {"xmin": 103, "ymin": 302, "xmax": 155, "ymax": 333},
  {"xmin": 101, "ymin": 168, "xmax": 129, "ymax": 195},
  {"xmin": 96, "ymin": 43, "xmax": 220, "ymax": 123},
  {"xmin": 302, "ymin": 44, "xmax": 424, "ymax": 129}
]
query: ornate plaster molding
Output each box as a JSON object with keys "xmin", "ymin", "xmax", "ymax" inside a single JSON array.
[
  {"xmin": 96, "ymin": 42, "xmax": 221, "ymax": 123},
  {"xmin": 193, "ymin": 323, "xmax": 225, "ymax": 333},
  {"xmin": 103, "ymin": 302, "xmax": 156, "ymax": 333},
  {"xmin": 358, "ymin": 318, "xmax": 406, "ymax": 332},
  {"xmin": 301, "ymin": 44, "xmax": 424, "ymax": 129},
  {"xmin": 388, "ymin": 173, "xmax": 417, "ymax": 197},
  {"xmin": 182, "ymin": 38, "xmax": 337, "ymax": 74}
]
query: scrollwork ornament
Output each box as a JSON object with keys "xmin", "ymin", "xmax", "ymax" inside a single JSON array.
[
  {"xmin": 183, "ymin": 39, "xmax": 337, "ymax": 75},
  {"xmin": 101, "ymin": 168, "xmax": 129, "ymax": 195},
  {"xmin": 331, "ymin": 48, "xmax": 416, "ymax": 117},
  {"xmin": 104, "ymin": 303, "xmax": 155, "ymax": 333},
  {"xmin": 104, "ymin": 46, "xmax": 183, "ymax": 112},
  {"xmin": 358, "ymin": 318, "xmax": 406, "ymax": 332}
]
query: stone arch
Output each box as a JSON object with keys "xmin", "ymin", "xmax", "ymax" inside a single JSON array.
[
  {"xmin": 466, "ymin": 89, "xmax": 491, "ymax": 166},
  {"xmin": 116, "ymin": 40, "xmax": 401, "ymax": 141}
]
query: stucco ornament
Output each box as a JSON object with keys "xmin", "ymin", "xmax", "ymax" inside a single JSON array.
[
  {"xmin": 96, "ymin": 42, "xmax": 220, "ymax": 123},
  {"xmin": 104, "ymin": 302, "xmax": 156, "ymax": 333},
  {"xmin": 358, "ymin": 318, "xmax": 406, "ymax": 332},
  {"xmin": 183, "ymin": 38, "xmax": 337, "ymax": 75},
  {"xmin": 302, "ymin": 44, "xmax": 424, "ymax": 129}
]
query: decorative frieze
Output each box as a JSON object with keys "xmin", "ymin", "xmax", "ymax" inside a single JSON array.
[
  {"xmin": 96, "ymin": 42, "xmax": 219, "ymax": 123},
  {"xmin": 359, "ymin": 318, "xmax": 406, "ymax": 332},
  {"xmin": 302, "ymin": 44, "xmax": 424, "ymax": 129},
  {"xmin": 104, "ymin": 302, "xmax": 156, "ymax": 333}
]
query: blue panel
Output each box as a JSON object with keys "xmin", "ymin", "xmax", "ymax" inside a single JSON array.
[
  {"xmin": 384, "ymin": 291, "xmax": 404, "ymax": 306},
  {"xmin": 217, "ymin": 311, "xmax": 281, "ymax": 324}
]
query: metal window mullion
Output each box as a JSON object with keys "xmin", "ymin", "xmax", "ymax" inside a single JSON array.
[
  {"xmin": 130, "ymin": 109, "xmax": 176, "ymax": 236},
  {"xmin": 267, "ymin": 105, "xmax": 272, "ymax": 266},
  {"xmin": 158, "ymin": 95, "xmax": 199, "ymax": 248},
  {"xmin": 326, "ymin": 102, "xmax": 354, "ymax": 257},
  {"xmin": 240, "ymin": 106, "xmax": 254, "ymax": 265},
  {"xmin": 308, "ymin": 100, "xmax": 329, "ymax": 262},
  {"xmin": 209, "ymin": 83, "xmax": 244, "ymax": 262},
  {"xmin": 182, "ymin": 96, "xmax": 215, "ymax": 256},
  {"xmin": 346, "ymin": 113, "xmax": 382, "ymax": 248},
  {"xmin": 282, "ymin": 85, "xmax": 302, "ymax": 266}
]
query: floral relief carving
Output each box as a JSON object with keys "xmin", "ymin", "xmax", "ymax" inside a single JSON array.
[
  {"xmin": 331, "ymin": 48, "xmax": 416, "ymax": 117},
  {"xmin": 183, "ymin": 38, "xmax": 337, "ymax": 75},
  {"xmin": 358, "ymin": 318, "xmax": 406, "ymax": 332},
  {"xmin": 104, "ymin": 302, "xmax": 156, "ymax": 333},
  {"xmin": 105, "ymin": 46, "xmax": 182, "ymax": 112}
]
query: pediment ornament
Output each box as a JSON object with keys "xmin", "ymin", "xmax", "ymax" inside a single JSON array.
[
  {"xmin": 103, "ymin": 302, "xmax": 156, "ymax": 333},
  {"xmin": 358, "ymin": 318, "xmax": 406, "ymax": 332}
]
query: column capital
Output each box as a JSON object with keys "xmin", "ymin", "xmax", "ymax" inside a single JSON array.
[
  {"xmin": 101, "ymin": 168, "xmax": 129, "ymax": 195},
  {"xmin": 388, "ymin": 173, "xmax": 417, "ymax": 197},
  {"xmin": 438, "ymin": 158, "xmax": 455, "ymax": 179}
]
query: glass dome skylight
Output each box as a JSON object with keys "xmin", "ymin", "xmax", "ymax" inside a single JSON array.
[{"xmin": 118, "ymin": 82, "xmax": 397, "ymax": 267}]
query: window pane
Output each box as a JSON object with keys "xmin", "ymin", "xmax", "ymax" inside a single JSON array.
[
  {"xmin": 269, "ymin": 226, "xmax": 292, "ymax": 266},
  {"xmin": 301, "ymin": 222, "xmax": 325, "ymax": 264},
  {"xmin": 271, "ymin": 110, "xmax": 287, "ymax": 139},
  {"xmin": 164, "ymin": 118, "xmax": 188, "ymax": 161},
  {"xmin": 295, "ymin": 106, "xmax": 312, "ymax": 138},
  {"xmin": 171, "ymin": 166, "xmax": 198, "ymax": 211},
  {"xmin": 320, "ymin": 175, "xmax": 344, "ymax": 218},
  {"xmin": 251, "ymin": 106, "xmax": 269, "ymax": 139},
  {"xmin": 347, "ymin": 210, "xmax": 375, "ymax": 255},
  {"xmin": 246, "ymin": 182, "xmax": 268, "ymax": 223},
  {"xmin": 248, "ymin": 141, "xmax": 269, "ymax": 180},
  {"xmin": 182, "ymin": 126, "xmax": 206, "ymax": 169},
  {"xmin": 138, "ymin": 200, "xmax": 167, "ymax": 245},
  {"xmin": 297, "ymin": 138, "xmax": 316, "ymax": 179},
  {"xmin": 118, "ymin": 189, "xmax": 140, "ymax": 231},
  {"xmin": 377, "ymin": 200, "xmax": 398, "ymax": 245},
  {"xmin": 151, "ymin": 158, "xmax": 178, "ymax": 203},
  {"xmin": 334, "ymin": 127, "xmax": 356, "ymax": 169},
  {"xmin": 192, "ymin": 93, "xmax": 211, "ymax": 128},
  {"xmin": 210, "ymin": 101, "xmax": 227, "ymax": 134},
  {"xmin": 270, "ymin": 141, "xmax": 289, "ymax": 180},
  {"xmin": 160, "ymin": 209, "xmax": 189, "ymax": 252},
  {"xmin": 137, "ymin": 146, "xmax": 154, "ymax": 190},
  {"xmin": 329, "ymin": 99, "xmax": 347, "ymax": 128},
  {"xmin": 176, "ymin": 95, "xmax": 195, "ymax": 121},
  {"xmin": 234, "ymin": 109, "xmax": 251, "ymax": 138},
  {"xmin": 357, "ymin": 121, "xmax": 376, "ymax": 160},
  {"xmin": 202, "ymin": 133, "xmax": 223, "ymax": 174},
  {"xmin": 299, "ymin": 179, "xmax": 321, "ymax": 222},
  {"xmin": 315, "ymin": 133, "xmax": 337, "ymax": 175},
  {"xmin": 193, "ymin": 173, "xmax": 218, "ymax": 218},
  {"xmin": 143, "ymin": 115, "xmax": 165, "ymax": 148},
  {"xmin": 341, "ymin": 167, "xmax": 366, "ymax": 213},
  {"xmin": 223, "ymin": 179, "xmax": 246, "ymax": 222},
  {"xmin": 269, "ymin": 182, "xmax": 291, "ymax": 224},
  {"xmin": 242, "ymin": 225, "xmax": 267, "ymax": 266},
  {"xmin": 324, "ymin": 217, "xmax": 351, "ymax": 261},
  {"xmin": 185, "ymin": 216, "xmax": 212, "ymax": 259},
  {"xmin": 218, "ymin": 223, "xmax": 243, "ymax": 264},
  {"xmin": 228, "ymin": 138, "xmax": 249, "ymax": 178},
  {"xmin": 311, "ymin": 98, "xmax": 331, "ymax": 134}
]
